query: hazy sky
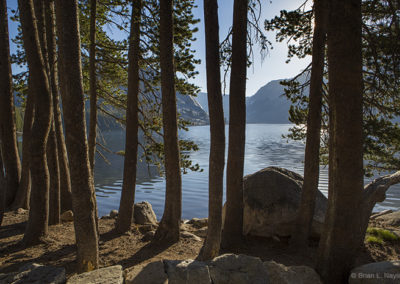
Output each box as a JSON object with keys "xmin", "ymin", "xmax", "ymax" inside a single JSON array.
[{"xmin": 6, "ymin": 0, "xmax": 311, "ymax": 97}]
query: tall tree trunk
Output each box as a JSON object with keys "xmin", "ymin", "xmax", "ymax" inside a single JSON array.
[
  {"xmin": 42, "ymin": 0, "xmax": 72, "ymax": 213},
  {"xmin": 0, "ymin": 143, "xmax": 5, "ymax": 225},
  {"xmin": 154, "ymin": 0, "xmax": 182, "ymax": 243},
  {"xmin": 47, "ymin": 124, "xmax": 60, "ymax": 225},
  {"xmin": 115, "ymin": 0, "xmax": 141, "ymax": 234},
  {"xmin": 18, "ymin": 0, "xmax": 52, "ymax": 246},
  {"xmin": 33, "ymin": 0, "xmax": 61, "ymax": 227},
  {"xmin": 45, "ymin": 0, "xmax": 69, "ymax": 214},
  {"xmin": 0, "ymin": 0, "xmax": 22, "ymax": 208},
  {"xmin": 316, "ymin": 0, "xmax": 363, "ymax": 282},
  {"xmin": 88, "ymin": 0, "xmax": 97, "ymax": 173},
  {"xmin": 46, "ymin": 0, "xmax": 72, "ymax": 214},
  {"xmin": 290, "ymin": 0, "xmax": 327, "ymax": 247},
  {"xmin": 221, "ymin": 0, "xmax": 248, "ymax": 248},
  {"xmin": 55, "ymin": 0, "xmax": 99, "ymax": 272},
  {"xmin": 11, "ymin": 82, "xmax": 35, "ymax": 210},
  {"xmin": 198, "ymin": 0, "xmax": 225, "ymax": 260}
]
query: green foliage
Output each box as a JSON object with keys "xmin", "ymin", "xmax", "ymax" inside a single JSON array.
[
  {"xmin": 265, "ymin": 0, "xmax": 400, "ymax": 176},
  {"xmin": 366, "ymin": 227, "xmax": 400, "ymax": 244}
]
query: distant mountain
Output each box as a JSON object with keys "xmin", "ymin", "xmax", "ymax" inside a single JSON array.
[
  {"xmin": 176, "ymin": 93, "xmax": 209, "ymax": 125},
  {"xmin": 195, "ymin": 79, "xmax": 293, "ymax": 124},
  {"xmin": 195, "ymin": 92, "xmax": 230, "ymax": 121},
  {"xmin": 246, "ymin": 79, "xmax": 291, "ymax": 124}
]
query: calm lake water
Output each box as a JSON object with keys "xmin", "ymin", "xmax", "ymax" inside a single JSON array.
[{"xmin": 94, "ymin": 124, "xmax": 400, "ymax": 219}]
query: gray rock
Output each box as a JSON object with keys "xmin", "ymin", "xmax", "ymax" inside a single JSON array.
[
  {"xmin": 0, "ymin": 263, "xmax": 65, "ymax": 284},
  {"xmin": 165, "ymin": 259, "xmax": 211, "ymax": 284},
  {"xmin": 180, "ymin": 231, "xmax": 202, "ymax": 242},
  {"xmin": 138, "ymin": 224, "xmax": 158, "ymax": 234},
  {"xmin": 349, "ymin": 261, "xmax": 400, "ymax": 284},
  {"xmin": 264, "ymin": 261, "xmax": 322, "ymax": 284},
  {"xmin": 110, "ymin": 210, "xmax": 119, "ymax": 218},
  {"xmin": 242, "ymin": 167, "xmax": 327, "ymax": 238},
  {"xmin": 209, "ymin": 254, "xmax": 269, "ymax": 284},
  {"xmin": 370, "ymin": 210, "xmax": 393, "ymax": 220},
  {"xmin": 61, "ymin": 210, "xmax": 74, "ymax": 222},
  {"xmin": 142, "ymin": 230, "xmax": 155, "ymax": 242},
  {"xmin": 125, "ymin": 261, "xmax": 168, "ymax": 284},
  {"xmin": 16, "ymin": 208, "xmax": 27, "ymax": 214},
  {"xmin": 134, "ymin": 202, "xmax": 157, "ymax": 225},
  {"xmin": 375, "ymin": 211, "xmax": 400, "ymax": 227},
  {"xmin": 67, "ymin": 265, "xmax": 123, "ymax": 284},
  {"xmin": 187, "ymin": 218, "xmax": 208, "ymax": 228}
]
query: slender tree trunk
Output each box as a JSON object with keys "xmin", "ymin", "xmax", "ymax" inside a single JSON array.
[
  {"xmin": 0, "ymin": 0, "xmax": 21, "ymax": 208},
  {"xmin": 11, "ymin": 82, "xmax": 34, "ymax": 210},
  {"xmin": 55, "ymin": 0, "xmax": 99, "ymax": 272},
  {"xmin": 290, "ymin": 0, "xmax": 327, "ymax": 247},
  {"xmin": 154, "ymin": 0, "xmax": 182, "ymax": 243},
  {"xmin": 221, "ymin": 0, "xmax": 248, "ymax": 248},
  {"xmin": 199, "ymin": 0, "xmax": 225, "ymax": 260},
  {"xmin": 88, "ymin": 0, "xmax": 97, "ymax": 173},
  {"xmin": 19, "ymin": 0, "xmax": 52, "ymax": 246},
  {"xmin": 316, "ymin": 0, "xmax": 363, "ymax": 282},
  {"xmin": 0, "ymin": 143, "xmax": 5, "ymax": 225},
  {"xmin": 43, "ymin": 0, "xmax": 72, "ymax": 214},
  {"xmin": 115, "ymin": 0, "xmax": 141, "ymax": 234},
  {"xmin": 47, "ymin": 123, "xmax": 60, "ymax": 225},
  {"xmin": 45, "ymin": 0, "xmax": 68, "ymax": 215}
]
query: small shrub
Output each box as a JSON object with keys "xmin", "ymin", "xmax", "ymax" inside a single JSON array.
[
  {"xmin": 366, "ymin": 235, "xmax": 384, "ymax": 245},
  {"xmin": 365, "ymin": 227, "xmax": 400, "ymax": 244}
]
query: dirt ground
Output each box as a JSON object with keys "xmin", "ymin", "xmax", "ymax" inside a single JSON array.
[{"xmin": 0, "ymin": 210, "xmax": 399, "ymax": 279}]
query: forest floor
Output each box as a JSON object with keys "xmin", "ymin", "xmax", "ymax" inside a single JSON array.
[{"xmin": 0, "ymin": 210, "xmax": 399, "ymax": 279}]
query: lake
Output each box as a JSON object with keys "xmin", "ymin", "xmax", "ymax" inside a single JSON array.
[{"xmin": 94, "ymin": 124, "xmax": 400, "ymax": 219}]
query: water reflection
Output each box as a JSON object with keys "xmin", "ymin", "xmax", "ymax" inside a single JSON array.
[{"xmin": 94, "ymin": 124, "xmax": 400, "ymax": 219}]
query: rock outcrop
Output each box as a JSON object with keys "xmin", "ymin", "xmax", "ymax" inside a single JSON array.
[
  {"xmin": 349, "ymin": 261, "xmax": 400, "ymax": 284},
  {"xmin": 0, "ymin": 263, "xmax": 65, "ymax": 284},
  {"xmin": 125, "ymin": 254, "xmax": 322, "ymax": 284},
  {"xmin": 67, "ymin": 265, "xmax": 123, "ymax": 284},
  {"xmin": 243, "ymin": 167, "xmax": 328, "ymax": 238},
  {"xmin": 265, "ymin": 261, "xmax": 322, "ymax": 284}
]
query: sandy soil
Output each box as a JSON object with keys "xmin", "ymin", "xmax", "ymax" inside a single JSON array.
[{"xmin": 0, "ymin": 210, "xmax": 398, "ymax": 279}]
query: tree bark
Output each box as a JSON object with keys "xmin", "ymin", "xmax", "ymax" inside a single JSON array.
[
  {"xmin": 316, "ymin": 0, "xmax": 363, "ymax": 282},
  {"xmin": 18, "ymin": 0, "xmax": 52, "ymax": 246},
  {"xmin": 221, "ymin": 0, "xmax": 248, "ymax": 248},
  {"xmin": 198, "ymin": 0, "xmax": 225, "ymax": 260},
  {"xmin": 47, "ymin": 124, "xmax": 60, "ymax": 225},
  {"xmin": 115, "ymin": 0, "xmax": 141, "ymax": 234},
  {"xmin": 88, "ymin": 0, "xmax": 97, "ymax": 174},
  {"xmin": 0, "ymin": 143, "xmax": 5, "ymax": 225},
  {"xmin": 154, "ymin": 0, "xmax": 182, "ymax": 243},
  {"xmin": 290, "ymin": 0, "xmax": 327, "ymax": 247},
  {"xmin": 45, "ymin": 0, "xmax": 71, "ymax": 214},
  {"xmin": 55, "ymin": 0, "xmax": 99, "ymax": 272},
  {"xmin": 11, "ymin": 82, "xmax": 34, "ymax": 210},
  {"xmin": 0, "ymin": 0, "xmax": 21, "ymax": 208}
]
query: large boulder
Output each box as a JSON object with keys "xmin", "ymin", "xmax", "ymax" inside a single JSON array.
[
  {"xmin": 125, "ymin": 261, "xmax": 168, "ymax": 284},
  {"xmin": 209, "ymin": 254, "xmax": 269, "ymax": 284},
  {"xmin": 165, "ymin": 260, "xmax": 211, "ymax": 284},
  {"xmin": 349, "ymin": 261, "xmax": 400, "ymax": 284},
  {"xmin": 264, "ymin": 261, "xmax": 322, "ymax": 284},
  {"xmin": 243, "ymin": 167, "xmax": 327, "ymax": 238},
  {"xmin": 67, "ymin": 265, "xmax": 123, "ymax": 284},
  {"xmin": 134, "ymin": 201, "xmax": 157, "ymax": 225},
  {"xmin": 0, "ymin": 263, "xmax": 65, "ymax": 284}
]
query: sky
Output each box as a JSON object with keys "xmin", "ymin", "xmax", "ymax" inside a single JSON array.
[{"xmin": 6, "ymin": 0, "xmax": 311, "ymax": 97}]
